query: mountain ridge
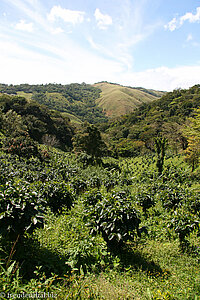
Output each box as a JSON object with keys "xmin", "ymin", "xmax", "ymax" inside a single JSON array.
[
  {"xmin": 0, "ymin": 82, "xmax": 165, "ymax": 122},
  {"xmin": 93, "ymin": 82, "xmax": 165, "ymax": 117}
]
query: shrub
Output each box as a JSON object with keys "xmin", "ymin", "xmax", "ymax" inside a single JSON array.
[
  {"xmin": 42, "ymin": 181, "xmax": 74, "ymax": 213},
  {"xmin": 83, "ymin": 190, "xmax": 142, "ymax": 252},
  {"xmin": 0, "ymin": 182, "xmax": 45, "ymax": 239},
  {"xmin": 136, "ymin": 192, "xmax": 155, "ymax": 214},
  {"xmin": 3, "ymin": 132, "xmax": 41, "ymax": 159},
  {"xmin": 168, "ymin": 210, "xmax": 199, "ymax": 250},
  {"xmin": 77, "ymin": 152, "xmax": 94, "ymax": 167}
]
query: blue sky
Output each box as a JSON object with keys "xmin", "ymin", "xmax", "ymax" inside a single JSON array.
[{"xmin": 0, "ymin": 0, "xmax": 200, "ymax": 91}]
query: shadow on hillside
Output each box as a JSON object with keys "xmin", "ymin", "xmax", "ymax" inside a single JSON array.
[
  {"xmin": 5, "ymin": 236, "xmax": 70, "ymax": 280},
  {"xmin": 113, "ymin": 244, "xmax": 169, "ymax": 277},
  {"xmin": 3, "ymin": 235, "xmax": 169, "ymax": 280}
]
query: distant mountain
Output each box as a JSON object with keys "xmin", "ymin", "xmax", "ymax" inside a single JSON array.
[
  {"xmin": 93, "ymin": 82, "xmax": 165, "ymax": 118},
  {"xmin": 0, "ymin": 83, "xmax": 107, "ymax": 124},
  {"xmin": 0, "ymin": 82, "xmax": 165, "ymax": 123},
  {"xmin": 103, "ymin": 84, "xmax": 200, "ymax": 154}
]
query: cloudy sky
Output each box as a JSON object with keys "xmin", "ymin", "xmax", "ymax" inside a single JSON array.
[{"xmin": 0, "ymin": 0, "xmax": 200, "ymax": 91}]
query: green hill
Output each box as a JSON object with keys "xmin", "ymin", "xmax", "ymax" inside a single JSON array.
[
  {"xmin": 0, "ymin": 93, "xmax": 74, "ymax": 150},
  {"xmin": 0, "ymin": 83, "xmax": 107, "ymax": 124},
  {"xmin": 104, "ymin": 84, "xmax": 200, "ymax": 156},
  {"xmin": 94, "ymin": 82, "xmax": 165, "ymax": 117},
  {"xmin": 0, "ymin": 82, "xmax": 165, "ymax": 123}
]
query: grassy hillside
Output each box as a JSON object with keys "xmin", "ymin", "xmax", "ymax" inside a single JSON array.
[
  {"xmin": 94, "ymin": 82, "xmax": 165, "ymax": 117},
  {"xmin": 61, "ymin": 111, "xmax": 82, "ymax": 124}
]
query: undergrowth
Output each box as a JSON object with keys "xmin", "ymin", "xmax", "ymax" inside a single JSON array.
[{"xmin": 0, "ymin": 149, "xmax": 199, "ymax": 299}]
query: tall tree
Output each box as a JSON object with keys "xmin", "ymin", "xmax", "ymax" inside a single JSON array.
[
  {"xmin": 154, "ymin": 137, "xmax": 167, "ymax": 175},
  {"xmin": 73, "ymin": 122, "xmax": 107, "ymax": 162},
  {"xmin": 2, "ymin": 109, "xmax": 27, "ymax": 136}
]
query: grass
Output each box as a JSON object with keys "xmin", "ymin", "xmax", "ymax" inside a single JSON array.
[
  {"xmin": 17, "ymin": 91, "xmax": 33, "ymax": 102},
  {"xmin": 94, "ymin": 82, "xmax": 164, "ymax": 118},
  {"xmin": 47, "ymin": 239, "xmax": 200, "ymax": 299},
  {"xmin": 61, "ymin": 112, "xmax": 82, "ymax": 124},
  {"xmin": 16, "ymin": 83, "xmax": 163, "ymax": 121}
]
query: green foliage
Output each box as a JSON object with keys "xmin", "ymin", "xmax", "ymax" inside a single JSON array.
[
  {"xmin": 0, "ymin": 260, "xmax": 22, "ymax": 294},
  {"xmin": 76, "ymin": 152, "xmax": 94, "ymax": 167},
  {"xmin": 41, "ymin": 181, "xmax": 74, "ymax": 213},
  {"xmin": 116, "ymin": 139, "xmax": 145, "ymax": 157},
  {"xmin": 3, "ymin": 132, "xmax": 41, "ymax": 159},
  {"xmin": 0, "ymin": 181, "xmax": 45, "ymax": 238},
  {"xmin": 0, "ymin": 83, "xmax": 108, "ymax": 124},
  {"xmin": 33, "ymin": 207, "xmax": 109, "ymax": 275},
  {"xmin": 2, "ymin": 109, "xmax": 27, "ymax": 137},
  {"xmin": 0, "ymin": 143, "xmax": 199, "ymax": 299},
  {"xmin": 158, "ymin": 184, "xmax": 187, "ymax": 210},
  {"xmin": 136, "ymin": 191, "xmax": 155, "ymax": 214},
  {"xmin": 184, "ymin": 136, "xmax": 200, "ymax": 171},
  {"xmin": 73, "ymin": 123, "xmax": 107, "ymax": 163},
  {"xmin": 168, "ymin": 210, "xmax": 199, "ymax": 250},
  {"xmin": 0, "ymin": 94, "xmax": 74, "ymax": 150},
  {"xmin": 83, "ymin": 190, "xmax": 141, "ymax": 251},
  {"xmin": 183, "ymin": 108, "xmax": 200, "ymax": 171},
  {"xmin": 155, "ymin": 137, "xmax": 167, "ymax": 175},
  {"xmin": 105, "ymin": 85, "xmax": 200, "ymax": 155}
]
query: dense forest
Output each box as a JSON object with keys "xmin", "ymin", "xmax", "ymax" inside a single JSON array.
[
  {"xmin": 0, "ymin": 83, "xmax": 108, "ymax": 124},
  {"xmin": 0, "ymin": 83, "xmax": 199, "ymax": 299},
  {"xmin": 102, "ymin": 85, "xmax": 200, "ymax": 158}
]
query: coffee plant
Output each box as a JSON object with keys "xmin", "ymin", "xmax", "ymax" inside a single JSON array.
[
  {"xmin": 0, "ymin": 181, "xmax": 45, "ymax": 238},
  {"xmin": 41, "ymin": 181, "xmax": 74, "ymax": 213},
  {"xmin": 83, "ymin": 190, "xmax": 142, "ymax": 251},
  {"xmin": 136, "ymin": 191, "xmax": 155, "ymax": 215},
  {"xmin": 168, "ymin": 210, "xmax": 200, "ymax": 250}
]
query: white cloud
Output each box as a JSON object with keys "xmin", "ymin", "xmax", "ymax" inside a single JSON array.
[
  {"xmin": 94, "ymin": 8, "xmax": 112, "ymax": 30},
  {"xmin": 47, "ymin": 5, "xmax": 85, "ymax": 25},
  {"xmin": 180, "ymin": 7, "xmax": 200, "ymax": 24},
  {"xmin": 119, "ymin": 65, "xmax": 200, "ymax": 91},
  {"xmin": 2, "ymin": 0, "xmax": 200, "ymax": 91},
  {"xmin": 164, "ymin": 17, "xmax": 178, "ymax": 32},
  {"xmin": 165, "ymin": 7, "xmax": 200, "ymax": 31},
  {"xmin": 6, "ymin": 0, "xmax": 51, "ymax": 32},
  {"xmin": 51, "ymin": 27, "xmax": 64, "ymax": 35},
  {"xmin": 186, "ymin": 34, "xmax": 193, "ymax": 42},
  {"xmin": 15, "ymin": 19, "xmax": 34, "ymax": 32},
  {"xmin": 1, "ymin": 37, "xmax": 199, "ymax": 91},
  {"xmin": 0, "ymin": 34, "xmax": 123, "ymax": 85},
  {"xmin": 87, "ymin": 36, "xmax": 133, "ymax": 69}
]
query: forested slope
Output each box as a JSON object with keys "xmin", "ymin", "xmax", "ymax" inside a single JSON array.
[
  {"xmin": 103, "ymin": 84, "xmax": 200, "ymax": 156},
  {"xmin": 0, "ymin": 82, "xmax": 200, "ymax": 299},
  {"xmin": 0, "ymin": 94, "xmax": 74, "ymax": 151},
  {"xmin": 0, "ymin": 83, "xmax": 107, "ymax": 124}
]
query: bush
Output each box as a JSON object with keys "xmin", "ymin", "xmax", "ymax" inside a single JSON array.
[
  {"xmin": 168, "ymin": 210, "xmax": 199, "ymax": 250},
  {"xmin": 3, "ymin": 132, "xmax": 41, "ymax": 159},
  {"xmin": 83, "ymin": 190, "xmax": 142, "ymax": 252},
  {"xmin": 42, "ymin": 181, "xmax": 74, "ymax": 213},
  {"xmin": 0, "ymin": 181, "xmax": 45, "ymax": 239}
]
